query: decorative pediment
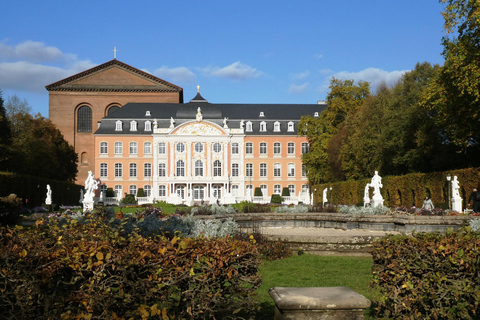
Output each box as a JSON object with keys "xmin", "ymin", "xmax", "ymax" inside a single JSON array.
[
  {"xmin": 173, "ymin": 122, "xmax": 225, "ymax": 136},
  {"xmin": 46, "ymin": 59, "xmax": 182, "ymax": 92}
]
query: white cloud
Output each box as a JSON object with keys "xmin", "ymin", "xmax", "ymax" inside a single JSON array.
[
  {"xmin": 154, "ymin": 65, "xmax": 196, "ymax": 83},
  {"xmin": 313, "ymin": 53, "xmax": 323, "ymax": 59},
  {"xmin": 291, "ymin": 70, "xmax": 310, "ymax": 81},
  {"xmin": 318, "ymin": 68, "xmax": 408, "ymax": 93},
  {"xmin": 0, "ymin": 40, "xmax": 95, "ymax": 93},
  {"xmin": 201, "ymin": 61, "xmax": 263, "ymax": 81},
  {"xmin": 288, "ymin": 82, "xmax": 310, "ymax": 94}
]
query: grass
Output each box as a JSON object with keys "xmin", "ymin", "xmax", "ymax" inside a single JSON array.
[{"xmin": 254, "ymin": 254, "xmax": 381, "ymax": 319}]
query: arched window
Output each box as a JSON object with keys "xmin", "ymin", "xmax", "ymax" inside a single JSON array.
[
  {"xmin": 114, "ymin": 185, "xmax": 122, "ymax": 197},
  {"xmin": 195, "ymin": 142, "xmax": 203, "ymax": 153},
  {"xmin": 115, "ymin": 163, "xmax": 122, "ymax": 177},
  {"xmin": 100, "ymin": 163, "xmax": 108, "ymax": 177},
  {"xmin": 213, "ymin": 142, "xmax": 222, "ymax": 153},
  {"xmin": 246, "ymin": 163, "xmax": 253, "ymax": 177},
  {"xmin": 144, "ymin": 163, "xmax": 152, "ymax": 177},
  {"xmin": 260, "ymin": 121, "xmax": 267, "ymax": 132},
  {"xmin": 144, "ymin": 185, "xmax": 151, "ymax": 197},
  {"xmin": 108, "ymin": 105, "xmax": 120, "ymax": 115},
  {"xmin": 158, "ymin": 185, "xmax": 166, "ymax": 197},
  {"xmin": 129, "ymin": 142, "xmax": 138, "ymax": 155},
  {"xmin": 115, "ymin": 142, "xmax": 123, "ymax": 154},
  {"xmin": 130, "ymin": 120, "xmax": 137, "ymax": 131},
  {"xmin": 231, "ymin": 163, "xmax": 239, "ymax": 176},
  {"xmin": 129, "ymin": 163, "xmax": 137, "ymax": 177},
  {"xmin": 77, "ymin": 105, "xmax": 92, "ymax": 132},
  {"xmin": 287, "ymin": 121, "xmax": 294, "ymax": 132},
  {"xmin": 288, "ymin": 163, "xmax": 295, "ymax": 177},
  {"xmin": 176, "ymin": 160, "xmax": 185, "ymax": 176},
  {"xmin": 100, "ymin": 142, "xmax": 108, "ymax": 154},
  {"xmin": 246, "ymin": 121, "xmax": 253, "ymax": 132},
  {"xmin": 213, "ymin": 160, "xmax": 222, "ymax": 177},
  {"xmin": 301, "ymin": 142, "xmax": 310, "ymax": 154},
  {"xmin": 144, "ymin": 142, "xmax": 152, "ymax": 154},
  {"xmin": 129, "ymin": 185, "xmax": 137, "ymax": 196},
  {"xmin": 273, "ymin": 142, "xmax": 281, "ymax": 155},
  {"xmin": 176, "ymin": 143, "xmax": 185, "ymax": 153},
  {"xmin": 274, "ymin": 185, "xmax": 281, "ymax": 194},
  {"xmin": 274, "ymin": 163, "xmax": 281, "ymax": 177},
  {"xmin": 287, "ymin": 142, "xmax": 295, "ymax": 155},
  {"xmin": 81, "ymin": 152, "xmax": 88, "ymax": 163},
  {"xmin": 144, "ymin": 121, "xmax": 152, "ymax": 131},
  {"xmin": 259, "ymin": 142, "xmax": 267, "ymax": 155},
  {"xmin": 158, "ymin": 163, "xmax": 166, "ymax": 177},
  {"xmin": 115, "ymin": 120, "xmax": 123, "ymax": 131},
  {"xmin": 274, "ymin": 121, "xmax": 281, "ymax": 132},
  {"xmin": 260, "ymin": 163, "xmax": 267, "ymax": 177},
  {"xmin": 245, "ymin": 142, "xmax": 253, "ymax": 155}
]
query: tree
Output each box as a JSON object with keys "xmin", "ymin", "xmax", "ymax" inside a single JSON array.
[
  {"xmin": 420, "ymin": 0, "xmax": 480, "ymax": 151},
  {"xmin": 299, "ymin": 78, "xmax": 370, "ymax": 184},
  {"xmin": 0, "ymin": 91, "xmax": 13, "ymax": 170}
]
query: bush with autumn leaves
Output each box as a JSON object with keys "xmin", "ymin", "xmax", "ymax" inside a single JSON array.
[{"xmin": 0, "ymin": 214, "xmax": 261, "ymax": 319}]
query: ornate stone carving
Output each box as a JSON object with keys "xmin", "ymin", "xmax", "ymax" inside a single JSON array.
[{"xmin": 174, "ymin": 122, "xmax": 224, "ymax": 136}]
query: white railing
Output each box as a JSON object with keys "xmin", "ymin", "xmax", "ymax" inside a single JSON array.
[{"xmin": 136, "ymin": 197, "xmax": 152, "ymax": 205}]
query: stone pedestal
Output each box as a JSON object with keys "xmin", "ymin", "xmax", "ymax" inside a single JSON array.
[
  {"xmin": 269, "ymin": 287, "xmax": 371, "ymax": 320},
  {"xmin": 452, "ymin": 197, "xmax": 463, "ymax": 213},
  {"xmin": 83, "ymin": 200, "xmax": 94, "ymax": 212}
]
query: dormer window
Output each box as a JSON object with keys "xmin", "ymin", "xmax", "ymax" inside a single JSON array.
[
  {"xmin": 144, "ymin": 120, "xmax": 152, "ymax": 131},
  {"xmin": 287, "ymin": 121, "xmax": 294, "ymax": 132},
  {"xmin": 260, "ymin": 121, "xmax": 267, "ymax": 132},
  {"xmin": 145, "ymin": 111, "xmax": 151, "ymax": 116},
  {"xmin": 115, "ymin": 120, "xmax": 123, "ymax": 131},
  {"xmin": 246, "ymin": 121, "xmax": 253, "ymax": 132},
  {"xmin": 314, "ymin": 112, "xmax": 319, "ymax": 117},
  {"xmin": 259, "ymin": 112, "xmax": 265, "ymax": 117},
  {"xmin": 274, "ymin": 121, "xmax": 281, "ymax": 132},
  {"xmin": 130, "ymin": 120, "xmax": 137, "ymax": 131}
]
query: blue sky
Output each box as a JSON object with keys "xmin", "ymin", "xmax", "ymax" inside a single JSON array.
[{"xmin": 0, "ymin": 0, "xmax": 446, "ymax": 116}]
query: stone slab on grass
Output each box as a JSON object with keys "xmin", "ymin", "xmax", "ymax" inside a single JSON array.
[{"xmin": 269, "ymin": 286, "xmax": 371, "ymax": 320}]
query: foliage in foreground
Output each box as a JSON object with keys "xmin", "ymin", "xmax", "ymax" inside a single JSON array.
[
  {"xmin": 0, "ymin": 215, "xmax": 261, "ymax": 319},
  {"xmin": 371, "ymin": 229, "xmax": 480, "ymax": 319},
  {"xmin": 0, "ymin": 194, "xmax": 22, "ymax": 226}
]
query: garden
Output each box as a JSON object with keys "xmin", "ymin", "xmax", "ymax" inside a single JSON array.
[{"xmin": 2, "ymin": 194, "xmax": 480, "ymax": 319}]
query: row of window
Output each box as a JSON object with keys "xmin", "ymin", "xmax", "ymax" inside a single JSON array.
[
  {"xmin": 100, "ymin": 141, "xmax": 310, "ymax": 155},
  {"xmin": 100, "ymin": 162, "xmax": 306, "ymax": 178},
  {"xmin": 104, "ymin": 183, "xmax": 310, "ymax": 198}
]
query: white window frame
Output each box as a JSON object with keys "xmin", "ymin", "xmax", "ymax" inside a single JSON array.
[
  {"xmin": 246, "ymin": 142, "xmax": 253, "ymax": 155},
  {"xmin": 129, "ymin": 142, "xmax": 138, "ymax": 155},
  {"xmin": 129, "ymin": 163, "xmax": 137, "ymax": 178},
  {"xmin": 130, "ymin": 120, "xmax": 137, "ymax": 131},
  {"xmin": 144, "ymin": 163, "xmax": 152, "ymax": 177},
  {"xmin": 100, "ymin": 142, "xmax": 108, "ymax": 155},
  {"xmin": 159, "ymin": 185, "xmax": 166, "ymax": 197},
  {"xmin": 287, "ymin": 121, "xmax": 294, "ymax": 132},
  {"xmin": 287, "ymin": 142, "xmax": 295, "ymax": 155},
  {"xmin": 100, "ymin": 163, "xmax": 108, "ymax": 178},
  {"xmin": 259, "ymin": 142, "xmax": 267, "ymax": 155},
  {"xmin": 114, "ymin": 163, "xmax": 122, "ymax": 177},
  {"xmin": 144, "ymin": 120, "xmax": 152, "ymax": 132},
  {"xmin": 144, "ymin": 142, "xmax": 152, "ymax": 155},
  {"xmin": 288, "ymin": 163, "xmax": 295, "ymax": 177},
  {"xmin": 274, "ymin": 121, "xmax": 280, "ymax": 132},
  {"xmin": 246, "ymin": 121, "xmax": 253, "ymax": 132},
  {"xmin": 246, "ymin": 163, "xmax": 253, "ymax": 177},
  {"xmin": 158, "ymin": 163, "xmax": 166, "ymax": 177},
  {"xmin": 158, "ymin": 142, "xmax": 166, "ymax": 154},
  {"xmin": 115, "ymin": 120, "xmax": 122, "ymax": 131},
  {"xmin": 231, "ymin": 163, "xmax": 239, "ymax": 177},
  {"xmin": 260, "ymin": 121, "xmax": 267, "ymax": 132},
  {"xmin": 274, "ymin": 163, "xmax": 281, "ymax": 177},
  {"xmin": 231, "ymin": 142, "xmax": 239, "ymax": 154},
  {"xmin": 260, "ymin": 163, "xmax": 267, "ymax": 177},
  {"xmin": 273, "ymin": 142, "xmax": 281, "ymax": 155},
  {"xmin": 114, "ymin": 142, "xmax": 123, "ymax": 155}
]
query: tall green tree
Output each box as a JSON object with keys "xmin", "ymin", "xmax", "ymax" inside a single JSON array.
[
  {"xmin": 421, "ymin": 0, "xmax": 480, "ymax": 151},
  {"xmin": 0, "ymin": 91, "xmax": 13, "ymax": 171},
  {"xmin": 299, "ymin": 78, "xmax": 370, "ymax": 184}
]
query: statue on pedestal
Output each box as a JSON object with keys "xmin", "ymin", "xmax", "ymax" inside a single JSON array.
[
  {"xmin": 322, "ymin": 188, "xmax": 328, "ymax": 206},
  {"xmin": 45, "ymin": 185, "xmax": 52, "ymax": 205},
  {"xmin": 83, "ymin": 171, "xmax": 99, "ymax": 211},
  {"xmin": 370, "ymin": 171, "xmax": 384, "ymax": 207},
  {"xmin": 363, "ymin": 183, "xmax": 371, "ymax": 207},
  {"xmin": 451, "ymin": 175, "xmax": 463, "ymax": 212}
]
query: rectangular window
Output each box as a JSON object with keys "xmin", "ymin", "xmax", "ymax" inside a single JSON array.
[
  {"xmin": 232, "ymin": 163, "xmax": 239, "ymax": 177},
  {"xmin": 144, "ymin": 163, "xmax": 152, "ymax": 177},
  {"xmin": 260, "ymin": 163, "xmax": 267, "ymax": 177},
  {"xmin": 159, "ymin": 185, "xmax": 166, "ymax": 197},
  {"xmin": 144, "ymin": 142, "xmax": 152, "ymax": 154},
  {"xmin": 274, "ymin": 185, "xmax": 281, "ymax": 194},
  {"xmin": 274, "ymin": 163, "xmax": 281, "ymax": 177},
  {"xmin": 130, "ymin": 163, "xmax": 137, "ymax": 177},
  {"xmin": 158, "ymin": 142, "xmax": 166, "ymax": 154},
  {"xmin": 288, "ymin": 163, "xmax": 295, "ymax": 177},
  {"xmin": 302, "ymin": 164, "xmax": 306, "ymax": 177},
  {"xmin": 100, "ymin": 163, "xmax": 108, "ymax": 177},
  {"xmin": 246, "ymin": 143, "xmax": 253, "ymax": 155},
  {"xmin": 158, "ymin": 163, "xmax": 166, "ymax": 177},
  {"xmin": 114, "ymin": 163, "xmax": 122, "ymax": 177},
  {"xmin": 260, "ymin": 142, "xmax": 267, "ymax": 155},
  {"xmin": 231, "ymin": 143, "xmax": 239, "ymax": 154},
  {"xmin": 115, "ymin": 142, "xmax": 123, "ymax": 155},
  {"xmin": 144, "ymin": 185, "xmax": 151, "ymax": 197},
  {"xmin": 129, "ymin": 142, "xmax": 137, "ymax": 155},
  {"xmin": 246, "ymin": 163, "xmax": 253, "ymax": 177},
  {"xmin": 100, "ymin": 142, "xmax": 108, "ymax": 154},
  {"xmin": 288, "ymin": 142, "xmax": 295, "ymax": 155},
  {"xmin": 129, "ymin": 185, "xmax": 137, "ymax": 196},
  {"xmin": 273, "ymin": 142, "xmax": 281, "ymax": 155},
  {"xmin": 288, "ymin": 184, "xmax": 295, "ymax": 195},
  {"xmin": 301, "ymin": 142, "xmax": 309, "ymax": 154},
  {"xmin": 114, "ymin": 185, "xmax": 122, "ymax": 197}
]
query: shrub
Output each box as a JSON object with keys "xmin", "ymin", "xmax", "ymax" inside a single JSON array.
[
  {"xmin": 236, "ymin": 230, "xmax": 291, "ymax": 261},
  {"xmin": 120, "ymin": 194, "xmax": 136, "ymax": 205},
  {"xmin": 469, "ymin": 218, "xmax": 480, "ymax": 232},
  {"xmin": 339, "ymin": 205, "xmax": 389, "ymax": 215},
  {"xmin": 0, "ymin": 194, "xmax": 22, "ymax": 226},
  {"xmin": 191, "ymin": 204, "xmax": 237, "ymax": 215},
  {"xmin": 371, "ymin": 229, "xmax": 480, "ymax": 319},
  {"xmin": 270, "ymin": 194, "xmax": 283, "ymax": 204},
  {"xmin": 0, "ymin": 215, "xmax": 261, "ymax": 319},
  {"xmin": 274, "ymin": 205, "xmax": 309, "ymax": 213},
  {"xmin": 106, "ymin": 187, "xmax": 115, "ymax": 197},
  {"xmin": 281, "ymin": 187, "xmax": 290, "ymax": 197},
  {"xmin": 254, "ymin": 187, "xmax": 263, "ymax": 197},
  {"xmin": 137, "ymin": 188, "xmax": 145, "ymax": 197},
  {"xmin": 239, "ymin": 201, "xmax": 272, "ymax": 213}
]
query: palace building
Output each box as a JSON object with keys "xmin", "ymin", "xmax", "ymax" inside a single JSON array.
[{"xmin": 47, "ymin": 59, "xmax": 326, "ymax": 205}]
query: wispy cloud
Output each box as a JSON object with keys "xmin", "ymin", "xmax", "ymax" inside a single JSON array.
[
  {"xmin": 201, "ymin": 61, "xmax": 263, "ymax": 81},
  {"xmin": 291, "ymin": 70, "xmax": 310, "ymax": 81},
  {"xmin": 288, "ymin": 82, "xmax": 310, "ymax": 94},
  {"xmin": 0, "ymin": 40, "xmax": 95, "ymax": 93},
  {"xmin": 313, "ymin": 53, "xmax": 323, "ymax": 59},
  {"xmin": 154, "ymin": 66, "xmax": 196, "ymax": 83},
  {"xmin": 318, "ymin": 68, "xmax": 408, "ymax": 92}
]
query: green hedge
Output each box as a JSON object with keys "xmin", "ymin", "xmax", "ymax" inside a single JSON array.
[
  {"xmin": 0, "ymin": 172, "xmax": 83, "ymax": 207},
  {"xmin": 0, "ymin": 215, "xmax": 261, "ymax": 319},
  {"xmin": 371, "ymin": 229, "xmax": 480, "ymax": 319},
  {"xmin": 314, "ymin": 167, "xmax": 480, "ymax": 209}
]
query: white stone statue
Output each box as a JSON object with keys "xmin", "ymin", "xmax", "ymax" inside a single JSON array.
[
  {"xmin": 370, "ymin": 171, "xmax": 384, "ymax": 207},
  {"xmin": 84, "ymin": 171, "xmax": 99, "ymax": 202},
  {"xmin": 223, "ymin": 117, "xmax": 229, "ymax": 128},
  {"xmin": 170, "ymin": 117, "xmax": 175, "ymax": 128},
  {"xmin": 363, "ymin": 183, "xmax": 371, "ymax": 207},
  {"xmin": 451, "ymin": 175, "xmax": 463, "ymax": 212},
  {"xmin": 240, "ymin": 120, "xmax": 245, "ymax": 129},
  {"xmin": 322, "ymin": 188, "xmax": 328, "ymax": 206},
  {"xmin": 153, "ymin": 118, "xmax": 158, "ymax": 129},
  {"xmin": 196, "ymin": 107, "xmax": 203, "ymax": 122},
  {"xmin": 45, "ymin": 185, "xmax": 52, "ymax": 205},
  {"xmin": 79, "ymin": 189, "xmax": 84, "ymax": 204}
]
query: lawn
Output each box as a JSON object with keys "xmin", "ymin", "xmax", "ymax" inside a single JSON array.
[{"xmin": 255, "ymin": 254, "xmax": 381, "ymax": 319}]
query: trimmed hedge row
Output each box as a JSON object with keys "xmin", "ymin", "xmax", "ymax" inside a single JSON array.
[
  {"xmin": 0, "ymin": 172, "xmax": 83, "ymax": 207},
  {"xmin": 314, "ymin": 167, "xmax": 480, "ymax": 209},
  {"xmin": 0, "ymin": 215, "xmax": 261, "ymax": 319},
  {"xmin": 371, "ymin": 229, "xmax": 480, "ymax": 319}
]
